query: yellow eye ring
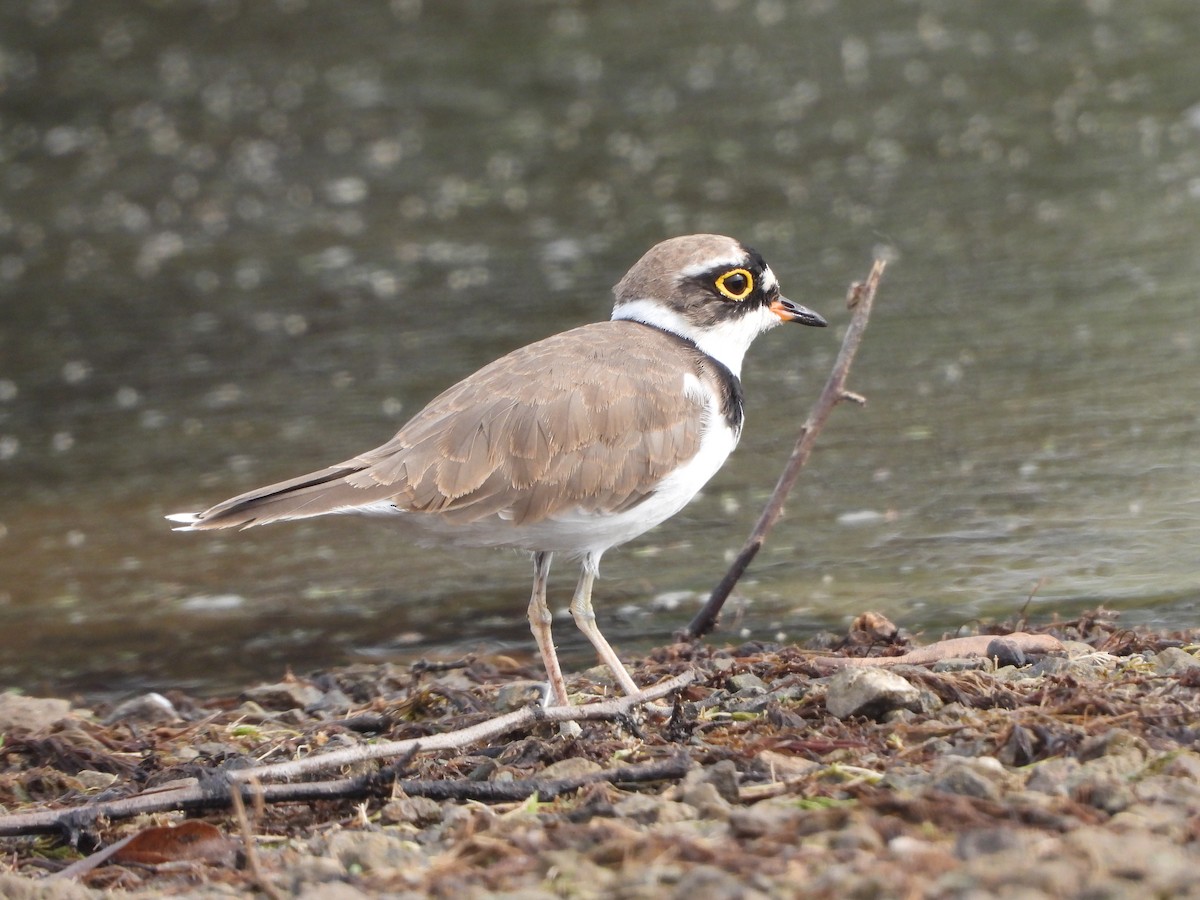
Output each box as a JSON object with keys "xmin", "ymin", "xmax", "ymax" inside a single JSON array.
[{"xmin": 715, "ymin": 268, "xmax": 754, "ymax": 301}]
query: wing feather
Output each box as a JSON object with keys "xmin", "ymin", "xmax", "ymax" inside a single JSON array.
[{"xmin": 177, "ymin": 322, "xmax": 713, "ymax": 531}]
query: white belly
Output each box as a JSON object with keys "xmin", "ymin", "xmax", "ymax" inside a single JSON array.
[{"xmin": 472, "ymin": 419, "xmax": 738, "ymax": 554}]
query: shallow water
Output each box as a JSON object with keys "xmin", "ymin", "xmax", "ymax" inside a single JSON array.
[{"xmin": 1, "ymin": 1, "xmax": 1198, "ymax": 697}]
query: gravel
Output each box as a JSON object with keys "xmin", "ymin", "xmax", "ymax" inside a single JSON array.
[{"xmin": 4, "ymin": 611, "xmax": 1200, "ymax": 897}]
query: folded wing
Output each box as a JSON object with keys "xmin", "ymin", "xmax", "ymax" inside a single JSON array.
[{"xmin": 170, "ymin": 322, "xmax": 710, "ymax": 531}]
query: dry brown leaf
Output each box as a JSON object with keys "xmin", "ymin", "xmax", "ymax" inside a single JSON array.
[{"xmin": 111, "ymin": 820, "xmax": 236, "ymax": 866}]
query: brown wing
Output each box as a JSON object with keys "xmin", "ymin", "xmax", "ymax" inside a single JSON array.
[{"xmin": 181, "ymin": 322, "xmax": 708, "ymax": 530}]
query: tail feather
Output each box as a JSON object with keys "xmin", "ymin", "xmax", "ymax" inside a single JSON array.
[{"xmin": 167, "ymin": 463, "xmax": 399, "ymax": 530}]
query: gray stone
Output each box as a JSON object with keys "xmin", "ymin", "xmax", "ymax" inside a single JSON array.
[
  {"xmin": 305, "ymin": 687, "xmax": 355, "ymax": 716},
  {"xmin": 890, "ymin": 688, "xmax": 943, "ymax": 717},
  {"xmin": 1078, "ymin": 728, "xmax": 1148, "ymax": 763},
  {"xmin": 0, "ymin": 873, "xmax": 100, "ymax": 899},
  {"xmin": 1108, "ymin": 803, "xmax": 1191, "ymax": 841},
  {"xmin": 947, "ymin": 852, "xmax": 1083, "ymax": 897},
  {"xmin": 771, "ymin": 684, "xmax": 808, "ymax": 702},
  {"xmin": 1024, "ymin": 757, "xmax": 1081, "ymax": 795},
  {"xmin": 879, "ymin": 767, "xmax": 936, "ymax": 793},
  {"xmin": 930, "ymin": 757, "xmax": 1005, "ymax": 801},
  {"xmin": 931, "ymin": 657, "xmax": 989, "ymax": 673},
  {"xmin": 1159, "ymin": 750, "xmax": 1200, "ymax": 780},
  {"xmin": 1153, "ymin": 646, "xmax": 1200, "ymax": 675},
  {"xmin": 1075, "ymin": 753, "xmax": 1143, "ymax": 785},
  {"xmin": 1025, "ymin": 655, "xmax": 1073, "ymax": 677},
  {"xmin": 727, "ymin": 672, "xmax": 768, "ymax": 693},
  {"xmin": 1064, "ymin": 753, "xmax": 1140, "ymax": 815},
  {"xmin": 692, "ymin": 759, "xmax": 740, "ymax": 803},
  {"xmin": 1132, "ymin": 773, "xmax": 1200, "ymax": 809},
  {"xmin": 828, "ymin": 822, "xmax": 884, "ymax": 852},
  {"xmin": 678, "ymin": 781, "xmax": 732, "ymax": 820},
  {"xmin": 672, "ymin": 864, "xmax": 770, "ymax": 900},
  {"xmin": 728, "ymin": 800, "xmax": 803, "ymax": 839},
  {"xmin": 1072, "ymin": 774, "xmax": 1133, "ymax": 814},
  {"xmin": 241, "ymin": 681, "xmax": 325, "ymax": 711},
  {"xmin": 280, "ymin": 854, "xmax": 350, "ymax": 897},
  {"xmin": 0, "ymin": 693, "xmax": 72, "ymax": 733},
  {"xmin": 1063, "ymin": 827, "xmax": 1194, "ymax": 893},
  {"xmin": 613, "ymin": 792, "xmax": 698, "ymax": 825},
  {"xmin": 494, "ymin": 680, "xmax": 546, "ymax": 711},
  {"xmin": 955, "ymin": 826, "xmax": 1036, "ymax": 860},
  {"xmin": 75, "ymin": 770, "xmax": 119, "ymax": 791},
  {"xmin": 824, "ymin": 667, "xmax": 921, "ymax": 719},
  {"xmin": 1029, "ymin": 649, "xmax": 1118, "ymax": 680},
  {"xmin": 749, "ymin": 749, "xmax": 819, "ymax": 782},
  {"xmin": 579, "ymin": 665, "xmax": 617, "ymax": 688},
  {"xmin": 985, "ymin": 637, "xmax": 1027, "ymax": 667},
  {"xmin": 283, "ymin": 854, "xmax": 347, "ymax": 892},
  {"xmin": 724, "ymin": 693, "xmax": 773, "ymax": 714},
  {"xmin": 230, "ymin": 700, "xmax": 273, "ymax": 721},
  {"xmin": 381, "ymin": 795, "xmax": 443, "ymax": 827},
  {"xmin": 325, "ymin": 830, "xmax": 423, "ymax": 873}
]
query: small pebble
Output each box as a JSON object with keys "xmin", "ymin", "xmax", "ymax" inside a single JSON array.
[
  {"xmin": 381, "ymin": 795, "xmax": 443, "ymax": 827},
  {"xmin": 985, "ymin": 637, "xmax": 1026, "ymax": 667},
  {"xmin": 1153, "ymin": 647, "xmax": 1200, "ymax": 675},
  {"xmin": 241, "ymin": 681, "xmax": 325, "ymax": 711},
  {"xmin": 727, "ymin": 672, "xmax": 768, "ymax": 693},
  {"xmin": 825, "ymin": 667, "xmax": 921, "ymax": 720}
]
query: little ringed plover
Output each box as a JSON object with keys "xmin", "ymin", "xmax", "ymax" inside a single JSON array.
[{"xmin": 169, "ymin": 234, "xmax": 827, "ymax": 706}]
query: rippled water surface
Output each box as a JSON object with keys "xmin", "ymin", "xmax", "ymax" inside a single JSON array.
[{"xmin": 2, "ymin": 1, "xmax": 1198, "ymax": 697}]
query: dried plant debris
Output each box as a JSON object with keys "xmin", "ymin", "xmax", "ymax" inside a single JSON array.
[{"xmin": 4, "ymin": 610, "xmax": 1200, "ymax": 897}]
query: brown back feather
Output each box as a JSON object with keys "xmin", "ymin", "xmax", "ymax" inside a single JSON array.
[{"xmin": 186, "ymin": 322, "xmax": 719, "ymax": 530}]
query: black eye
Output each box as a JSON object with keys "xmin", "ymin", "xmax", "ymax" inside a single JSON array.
[{"xmin": 715, "ymin": 268, "xmax": 754, "ymax": 301}]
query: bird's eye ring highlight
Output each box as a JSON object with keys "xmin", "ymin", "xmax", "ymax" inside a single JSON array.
[{"xmin": 715, "ymin": 268, "xmax": 754, "ymax": 301}]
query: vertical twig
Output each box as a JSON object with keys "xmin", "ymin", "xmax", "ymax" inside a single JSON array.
[
  {"xmin": 682, "ymin": 260, "xmax": 887, "ymax": 640},
  {"xmin": 231, "ymin": 777, "xmax": 284, "ymax": 900}
]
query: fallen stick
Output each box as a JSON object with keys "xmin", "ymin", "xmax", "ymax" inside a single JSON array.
[
  {"xmin": 390, "ymin": 752, "xmax": 692, "ymax": 803},
  {"xmin": 0, "ymin": 670, "xmax": 697, "ymax": 838},
  {"xmin": 45, "ymin": 832, "xmax": 139, "ymax": 881},
  {"xmin": 683, "ymin": 260, "xmax": 887, "ymax": 639},
  {"xmin": 44, "ymin": 754, "xmax": 692, "ymax": 881},
  {"xmin": 806, "ymin": 632, "xmax": 1065, "ymax": 669},
  {"xmin": 229, "ymin": 777, "xmax": 284, "ymax": 900},
  {"xmin": 234, "ymin": 668, "xmax": 695, "ymax": 783}
]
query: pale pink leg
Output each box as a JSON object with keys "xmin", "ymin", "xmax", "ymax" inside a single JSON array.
[
  {"xmin": 527, "ymin": 551, "xmax": 571, "ymax": 707},
  {"xmin": 569, "ymin": 552, "xmax": 641, "ymax": 697}
]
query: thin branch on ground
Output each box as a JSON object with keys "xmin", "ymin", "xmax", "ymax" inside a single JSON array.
[
  {"xmin": 806, "ymin": 632, "xmax": 1065, "ymax": 669},
  {"xmin": 392, "ymin": 752, "xmax": 693, "ymax": 803},
  {"xmin": 0, "ymin": 670, "xmax": 697, "ymax": 838},
  {"xmin": 230, "ymin": 776, "xmax": 284, "ymax": 900},
  {"xmin": 45, "ymin": 833, "xmax": 138, "ymax": 882},
  {"xmin": 233, "ymin": 668, "xmax": 695, "ymax": 783},
  {"xmin": 683, "ymin": 260, "xmax": 888, "ymax": 640}
]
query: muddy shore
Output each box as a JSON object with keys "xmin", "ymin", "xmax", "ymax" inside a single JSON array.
[{"xmin": 3, "ymin": 609, "xmax": 1200, "ymax": 898}]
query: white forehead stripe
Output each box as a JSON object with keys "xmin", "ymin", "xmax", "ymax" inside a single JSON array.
[
  {"xmin": 760, "ymin": 266, "xmax": 778, "ymax": 293},
  {"xmin": 678, "ymin": 253, "xmax": 748, "ymax": 279}
]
